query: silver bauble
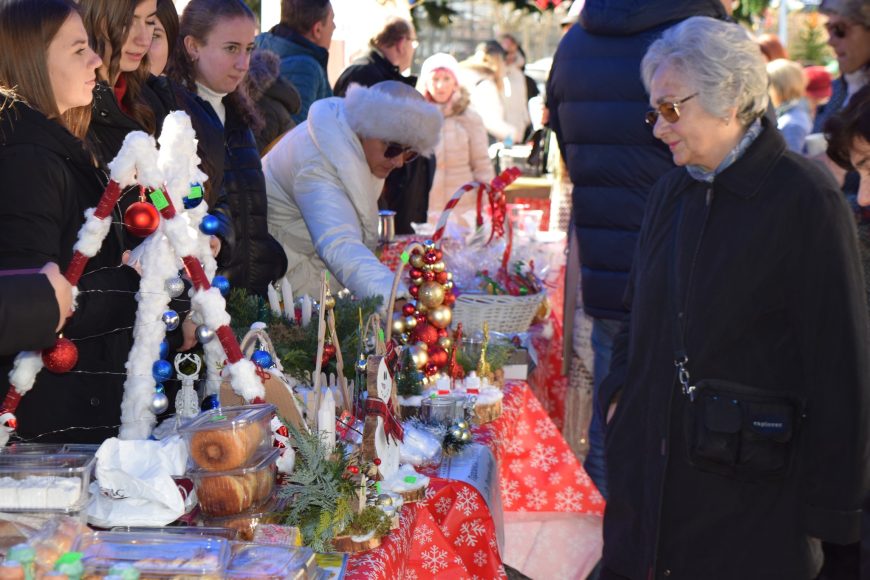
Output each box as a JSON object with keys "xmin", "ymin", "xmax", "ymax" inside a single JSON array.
[
  {"xmin": 377, "ymin": 493, "xmax": 394, "ymax": 507},
  {"xmin": 161, "ymin": 310, "xmax": 180, "ymax": 331},
  {"xmin": 164, "ymin": 277, "xmax": 185, "ymax": 298},
  {"xmin": 151, "ymin": 391, "xmax": 170, "ymax": 414},
  {"xmin": 195, "ymin": 325, "xmax": 215, "ymax": 344},
  {"xmin": 455, "ymin": 420, "xmax": 470, "ymax": 431},
  {"xmin": 404, "ymin": 315, "xmax": 418, "ymax": 330}
]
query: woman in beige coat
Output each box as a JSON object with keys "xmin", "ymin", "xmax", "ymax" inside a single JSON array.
[{"xmin": 420, "ymin": 53, "xmax": 495, "ymax": 226}]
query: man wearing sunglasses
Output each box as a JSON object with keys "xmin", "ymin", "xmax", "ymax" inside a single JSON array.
[
  {"xmin": 812, "ymin": 0, "xmax": 870, "ymax": 134},
  {"xmin": 546, "ymin": 0, "xmax": 732, "ymax": 508},
  {"xmin": 261, "ymin": 81, "xmax": 442, "ymax": 306}
]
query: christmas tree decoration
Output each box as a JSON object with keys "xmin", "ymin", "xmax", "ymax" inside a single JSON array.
[
  {"xmin": 195, "ymin": 325, "xmax": 215, "ymax": 344},
  {"xmin": 41, "ymin": 337, "xmax": 78, "ymax": 374},
  {"xmin": 159, "ymin": 339, "xmax": 170, "ymax": 361},
  {"xmin": 211, "ymin": 275, "xmax": 230, "ymax": 297},
  {"xmin": 152, "ymin": 360, "xmax": 173, "ymax": 383},
  {"xmin": 174, "ymin": 353, "xmax": 201, "ymax": 419},
  {"xmin": 150, "ymin": 390, "xmax": 170, "ymax": 414},
  {"xmin": 251, "ymin": 349, "xmax": 274, "ymax": 369},
  {"xmin": 161, "ymin": 310, "xmax": 180, "ymax": 331},
  {"xmin": 199, "ymin": 214, "xmax": 220, "ymax": 236},
  {"xmin": 123, "ymin": 200, "xmax": 160, "ymax": 238},
  {"xmin": 361, "ymin": 355, "xmax": 402, "ymax": 479},
  {"xmin": 164, "ymin": 277, "xmax": 185, "ymax": 299},
  {"xmin": 201, "ymin": 394, "xmax": 220, "ymax": 411},
  {"xmin": 183, "ymin": 183, "xmax": 204, "ymax": 209}
]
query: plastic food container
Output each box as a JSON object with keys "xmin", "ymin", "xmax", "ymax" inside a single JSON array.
[
  {"xmin": 188, "ymin": 448, "xmax": 279, "ymax": 518},
  {"xmin": 109, "ymin": 526, "xmax": 237, "ymax": 541},
  {"xmin": 225, "ymin": 543, "xmax": 311, "ymax": 579},
  {"xmin": 0, "ymin": 454, "xmax": 94, "ymax": 511},
  {"xmin": 76, "ymin": 531, "xmax": 230, "ymax": 578},
  {"xmin": 200, "ymin": 495, "xmax": 287, "ymax": 542},
  {"xmin": 180, "ymin": 404, "xmax": 276, "ymax": 472}
]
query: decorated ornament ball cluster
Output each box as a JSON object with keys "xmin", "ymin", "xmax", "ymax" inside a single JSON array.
[{"xmin": 392, "ymin": 241, "xmax": 455, "ymax": 379}]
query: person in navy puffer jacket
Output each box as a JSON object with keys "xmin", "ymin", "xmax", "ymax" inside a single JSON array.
[{"xmin": 546, "ymin": 0, "xmax": 730, "ymax": 501}]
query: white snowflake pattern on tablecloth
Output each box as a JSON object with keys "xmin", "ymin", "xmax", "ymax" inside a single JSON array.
[
  {"xmin": 454, "ymin": 518, "xmax": 486, "ymax": 547},
  {"xmin": 387, "ymin": 542, "xmax": 397, "ymax": 562},
  {"xmin": 548, "ymin": 472, "xmax": 562, "ymax": 486},
  {"xmin": 535, "ymin": 418, "xmax": 558, "ymax": 439},
  {"xmin": 489, "ymin": 535, "xmax": 498, "ymax": 550},
  {"xmin": 503, "ymin": 437, "xmax": 524, "ymax": 455},
  {"xmin": 413, "ymin": 523, "xmax": 433, "ymax": 545},
  {"xmin": 530, "ymin": 443, "xmax": 558, "ymax": 472},
  {"xmin": 435, "ymin": 496, "xmax": 452, "ymax": 515},
  {"xmin": 527, "ymin": 395, "xmax": 543, "ymax": 413},
  {"xmin": 526, "ymin": 487, "xmax": 548, "ymax": 510},
  {"xmin": 439, "ymin": 522, "xmax": 452, "ymax": 538},
  {"xmin": 354, "ymin": 552, "xmax": 388, "ymax": 576},
  {"xmin": 453, "ymin": 555, "xmax": 464, "ymax": 566},
  {"xmin": 555, "ymin": 486, "xmax": 583, "ymax": 511},
  {"xmin": 509, "ymin": 459, "xmax": 524, "ymax": 474},
  {"xmin": 421, "ymin": 545, "xmax": 449, "ymax": 573},
  {"xmin": 522, "ymin": 474, "xmax": 536, "ymax": 487},
  {"xmin": 563, "ymin": 449, "xmax": 579, "ymax": 464},
  {"xmin": 455, "ymin": 487, "xmax": 481, "ymax": 516},
  {"xmin": 516, "ymin": 420, "xmax": 530, "ymax": 436},
  {"xmin": 401, "ymin": 567, "xmax": 419, "ymax": 580},
  {"xmin": 473, "ymin": 550, "xmax": 488, "ymax": 567},
  {"xmin": 501, "ymin": 480, "xmax": 520, "ymax": 508}
]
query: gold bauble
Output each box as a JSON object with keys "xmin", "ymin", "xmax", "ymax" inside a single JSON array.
[
  {"xmin": 416, "ymin": 341, "xmax": 429, "ymax": 351},
  {"xmin": 417, "ymin": 303, "xmax": 429, "ymax": 314},
  {"xmin": 419, "ymin": 281, "xmax": 445, "ymax": 308},
  {"xmin": 323, "ymin": 294, "xmax": 336, "ymax": 310},
  {"xmin": 409, "ymin": 345, "xmax": 428, "ymax": 369},
  {"xmin": 459, "ymin": 429, "xmax": 472, "ymax": 442},
  {"xmin": 404, "ymin": 315, "xmax": 418, "ymax": 330},
  {"xmin": 410, "ymin": 254, "xmax": 425, "ymax": 269},
  {"xmin": 428, "ymin": 305, "xmax": 452, "ymax": 329},
  {"xmin": 444, "ymin": 281, "xmax": 454, "ymax": 291},
  {"xmin": 432, "ymin": 261, "xmax": 445, "ymax": 273},
  {"xmin": 391, "ymin": 314, "xmax": 405, "ymax": 335},
  {"xmin": 446, "ymin": 272, "xmax": 453, "ymax": 281},
  {"xmin": 438, "ymin": 336, "xmax": 452, "ymax": 350},
  {"xmin": 411, "ymin": 276, "xmax": 423, "ymax": 286}
]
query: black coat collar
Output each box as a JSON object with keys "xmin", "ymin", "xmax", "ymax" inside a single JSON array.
[{"xmin": 708, "ymin": 117, "xmax": 787, "ymax": 199}]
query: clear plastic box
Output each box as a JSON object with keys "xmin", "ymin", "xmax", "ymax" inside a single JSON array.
[
  {"xmin": 0, "ymin": 454, "xmax": 94, "ymax": 511},
  {"xmin": 76, "ymin": 531, "xmax": 230, "ymax": 577},
  {"xmin": 225, "ymin": 543, "xmax": 310, "ymax": 579},
  {"xmin": 109, "ymin": 526, "xmax": 237, "ymax": 541},
  {"xmin": 188, "ymin": 448, "xmax": 279, "ymax": 518},
  {"xmin": 180, "ymin": 404, "xmax": 276, "ymax": 472},
  {"xmin": 200, "ymin": 495, "xmax": 287, "ymax": 542}
]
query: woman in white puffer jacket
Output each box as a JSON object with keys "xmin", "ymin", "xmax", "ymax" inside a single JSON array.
[
  {"xmin": 420, "ymin": 53, "xmax": 495, "ymax": 226},
  {"xmin": 262, "ymin": 81, "xmax": 442, "ymax": 305}
]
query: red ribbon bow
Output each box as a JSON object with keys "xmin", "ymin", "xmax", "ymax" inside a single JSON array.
[{"xmin": 365, "ymin": 397, "xmax": 404, "ymax": 444}]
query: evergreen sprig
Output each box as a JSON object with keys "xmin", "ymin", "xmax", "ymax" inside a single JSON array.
[{"xmin": 456, "ymin": 340, "xmax": 516, "ymax": 374}]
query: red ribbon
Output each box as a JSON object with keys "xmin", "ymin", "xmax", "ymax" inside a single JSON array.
[{"xmin": 365, "ymin": 397, "xmax": 404, "ymax": 444}]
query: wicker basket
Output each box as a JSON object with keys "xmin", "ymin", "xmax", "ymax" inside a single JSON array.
[{"xmin": 452, "ymin": 291, "xmax": 543, "ymax": 334}]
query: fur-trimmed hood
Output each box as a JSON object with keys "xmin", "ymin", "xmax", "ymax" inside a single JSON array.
[
  {"xmin": 343, "ymin": 83, "xmax": 443, "ymax": 156},
  {"xmin": 245, "ymin": 49, "xmax": 280, "ymax": 101},
  {"xmin": 440, "ymin": 86, "xmax": 471, "ymax": 118}
]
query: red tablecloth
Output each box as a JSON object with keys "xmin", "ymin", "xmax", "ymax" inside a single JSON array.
[{"xmin": 346, "ymin": 381, "xmax": 602, "ymax": 578}]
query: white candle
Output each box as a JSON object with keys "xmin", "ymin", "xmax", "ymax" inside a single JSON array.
[
  {"xmin": 267, "ymin": 284, "xmax": 282, "ymax": 316},
  {"xmin": 318, "ymin": 387, "xmax": 336, "ymax": 453},
  {"xmin": 281, "ymin": 279, "xmax": 295, "ymax": 320},
  {"xmin": 301, "ymin": 295, "xmax": 313, "ymax": 327}
]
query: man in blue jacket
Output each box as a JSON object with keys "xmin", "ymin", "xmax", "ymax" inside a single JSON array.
[
  {"xmin": 546, "ymin": 0, "xmax": 729, "ymax": 500},
  {"xmin": 256, "ymin": 0, "xmax": 336, "ymax": 125}
]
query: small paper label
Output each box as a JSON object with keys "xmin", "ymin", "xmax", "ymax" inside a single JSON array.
[
  {"xmin": 188, "ymin": 184, "xmax": 203, "ymax": 199},
  {"xmin": 149, "ymin": 189, "xmax": 169, "ymax": 210},
  {"xmin": 404, "ymin": 475, "xmax": 417, "ymax": 484}
]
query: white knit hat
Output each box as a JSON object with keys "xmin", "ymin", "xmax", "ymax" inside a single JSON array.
[
  {"xmin": 344, "ymin": 81, "xmax": 443, "ymax": 156},
  {"xmin": 420, "ymin": 53, "xmax": 461, "ymax": 83}
]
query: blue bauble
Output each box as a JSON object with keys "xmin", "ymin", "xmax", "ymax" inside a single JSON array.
[
  {"xmin": 199, "ymin": 214, "xmax": 220, "ymax": 236},
  {"xmin": 184, "ymin": 185, "xmax": 204, "ymax": 209},
  {"xmin": 158, "ymin": 339, "xmax": 169, "ymax": 360},
  {"xmin": 152, "ymin": 360, "xmax": 173, "ymax": 382},
  {"xmin": 162, "ymin": 310, "xmax": 180, "ymax": 331},
  {"xmin": 201, "ymin": 394, "xmax": 220, "ymax": 411},
  {"xmin": 211, "ymin": 275, "xmax": 230, "ymax": 296},
  {"xmin": 251, "ymin": 349, "xmax": 273, "ymax": 368}
]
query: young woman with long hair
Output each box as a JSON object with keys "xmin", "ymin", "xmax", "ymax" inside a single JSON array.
[{"xmin": 167, "ymin": 0, "xmax": 287, "ymax": 297}]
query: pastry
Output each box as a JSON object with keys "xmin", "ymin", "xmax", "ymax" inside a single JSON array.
[
  {"xmin": 189, "ymin": 422, "xmax": 263, "ymax": 471},
  {"xmin": 195, "ymin": 475, "xmax": 252, "ymax": 517}
]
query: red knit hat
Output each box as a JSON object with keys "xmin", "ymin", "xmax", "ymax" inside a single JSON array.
[{"xmin": 805, "ymin": 66, "xmax": 832, "ymax": 100}]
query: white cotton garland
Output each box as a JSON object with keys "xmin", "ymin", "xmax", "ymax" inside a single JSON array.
[
  {"xmin": 8, "ymin": 351, "xmax": 44, "ymax": 396},
  {"xmin": 225, "ymin": 358, "xmax": 265, "ymax": 402},
  {"xmin": 119, "ymin": 233, "xmax": 177, "ymax": 440},
  {"xmin": 162, "ymin": 214, "xmax": 199, "ymax": 258},
  {"xmin": 108, "ymin": 132, "xmax": 158, "ymax": 187},
  {"xmin": 73, "ymin": 208, "xmax": 113, "ymax": 257},
  {"xmin": 191, "ymin": 287, "xmax": 231, "ymax": 330},
  {"xmin": 158, "ymin": 112, "xmax": 208, "ymax": 208}
]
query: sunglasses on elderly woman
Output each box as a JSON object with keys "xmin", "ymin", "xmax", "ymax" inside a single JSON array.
[
  {"xmin": 384, "ymin": 142, "xmax": 419, "ymax": 163},
  {"xmin": 645, "ymin": 92, "xmax": 699, "ymax": 126}
]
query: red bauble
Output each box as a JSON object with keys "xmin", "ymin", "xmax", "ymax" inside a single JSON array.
[
  {"xmin": 42, "ymin": 337, "xmax": 78, "ymax": 373},
  {"xmin": 124, "ymin": 201, "xmax": 160, "ymax": 238},
  {"xmin": 415, "ymin": 312, "xmax": 427, "ymax": 324},
  {"xmin": 429, "ymin": 346, "xmax": 448, "ymax": 367},
  {"xmin": 443, "ymin": 292, "xmax": 456, "ymax": 305},
  {"xmin": 409, "ymin": 285, "xmax": 419, "ymax": 298},
  {"xmin": 373, "ymin": 458, "xmax": 382, "ymax": 466},
  {"xmin": 409, "ymin": 269, "xmax": 423, "ymax": 280},
  {"xmin": 321, "ymin": 343, "xmax": 337, "ymax": 366},
  {"xmin": 437, "ymin": 328, "xmax": 449, "ymax": 338},
  {"xmin": 424, "ymin": 361, "xmax": 438, "ymax": 376},
  {"xmin": 402, "ymin": 303, "xmax": 416, "ymax": 316},
  {"xmin": 347, "ymin": 465, "xmax": 359, "ymax": 474},
  {"xmin": 423, "ymin": 271, "xmax": 436, "ymax": 282},
  {"xmin": 436, "ymin": 271, "xmax": 449, "ymax": 284},
  {"xmin": 413, "ymin": 322, "xmax": 438, "ymax": 346},
  {"xmin": 423, "ymin": 251, "xmax": 438, "ymax": 264},
  {"xmin": 435, "ymin": 249, "xmax": 443, "ymax": 260}
]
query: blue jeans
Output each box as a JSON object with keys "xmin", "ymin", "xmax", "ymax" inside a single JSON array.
[{"xmin": 584, "ymin": 317, "xmax": 620, "ymax": 501}]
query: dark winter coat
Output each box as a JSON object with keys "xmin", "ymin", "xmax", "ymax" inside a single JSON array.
[
  {"xmin": 0, "ymin": 273, "xmax": 62, "ymax": 356},
  {"xmin": 172, "ymin": 86, "xmax": 287, "ymax": 297},
  {"xmin": 0, "ymin": 101, "xmax": 140, "ymax": 443},
  {"xmin": 332, "ymin": 48, "xmax": 417, "ymax": 98},
  {"xmin": 245, "ymin": 49, "xmax": 301, "ymax": 154},
  {"xmin": 255, "ymin": 24, "xmax": 331, "ymax": 125},
  {"xmin": 546, "ymin": 0, "xmax": 727, "ymax": 320},
  {"xmin": 599, "ymin": 121, "xmax": 870, "ymax": 579},
  {"xmin": 331, "ymin": 48, "xmax": 434, "ymax": 234}
]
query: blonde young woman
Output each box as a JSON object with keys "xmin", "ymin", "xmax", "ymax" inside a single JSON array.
[
  {"xmin": 419, "ymin": 53, "xmax": 494, "ymax": 225},
  {"xmin": 459, "ymin": 41, "xmax": 522, "ymax": 144}
]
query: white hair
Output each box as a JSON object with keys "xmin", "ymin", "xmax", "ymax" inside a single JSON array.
[{"xmin": 641, "ymin": 16, "xmax": 769, "ymax": 126}]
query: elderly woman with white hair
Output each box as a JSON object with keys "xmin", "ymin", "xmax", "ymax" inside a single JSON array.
[
  {"xmin": 262, "ymin": 81, "xmax": 442, "ymax": 304},
  {"xmin": 597, "ymin": 17, "xmax": 869, "ymax": 580}
]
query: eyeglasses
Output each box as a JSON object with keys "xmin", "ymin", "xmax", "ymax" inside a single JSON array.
[
  {"xmin": 384, "ymin": 142, "xmax": 419, "ymax": 163},
  {"xmin": 645, "ymin": 92, "xmax": 699, "ymax": 126},
  {"xmin": 825, "ymin": 21, "xmax": 854, "ymax": 39}
]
